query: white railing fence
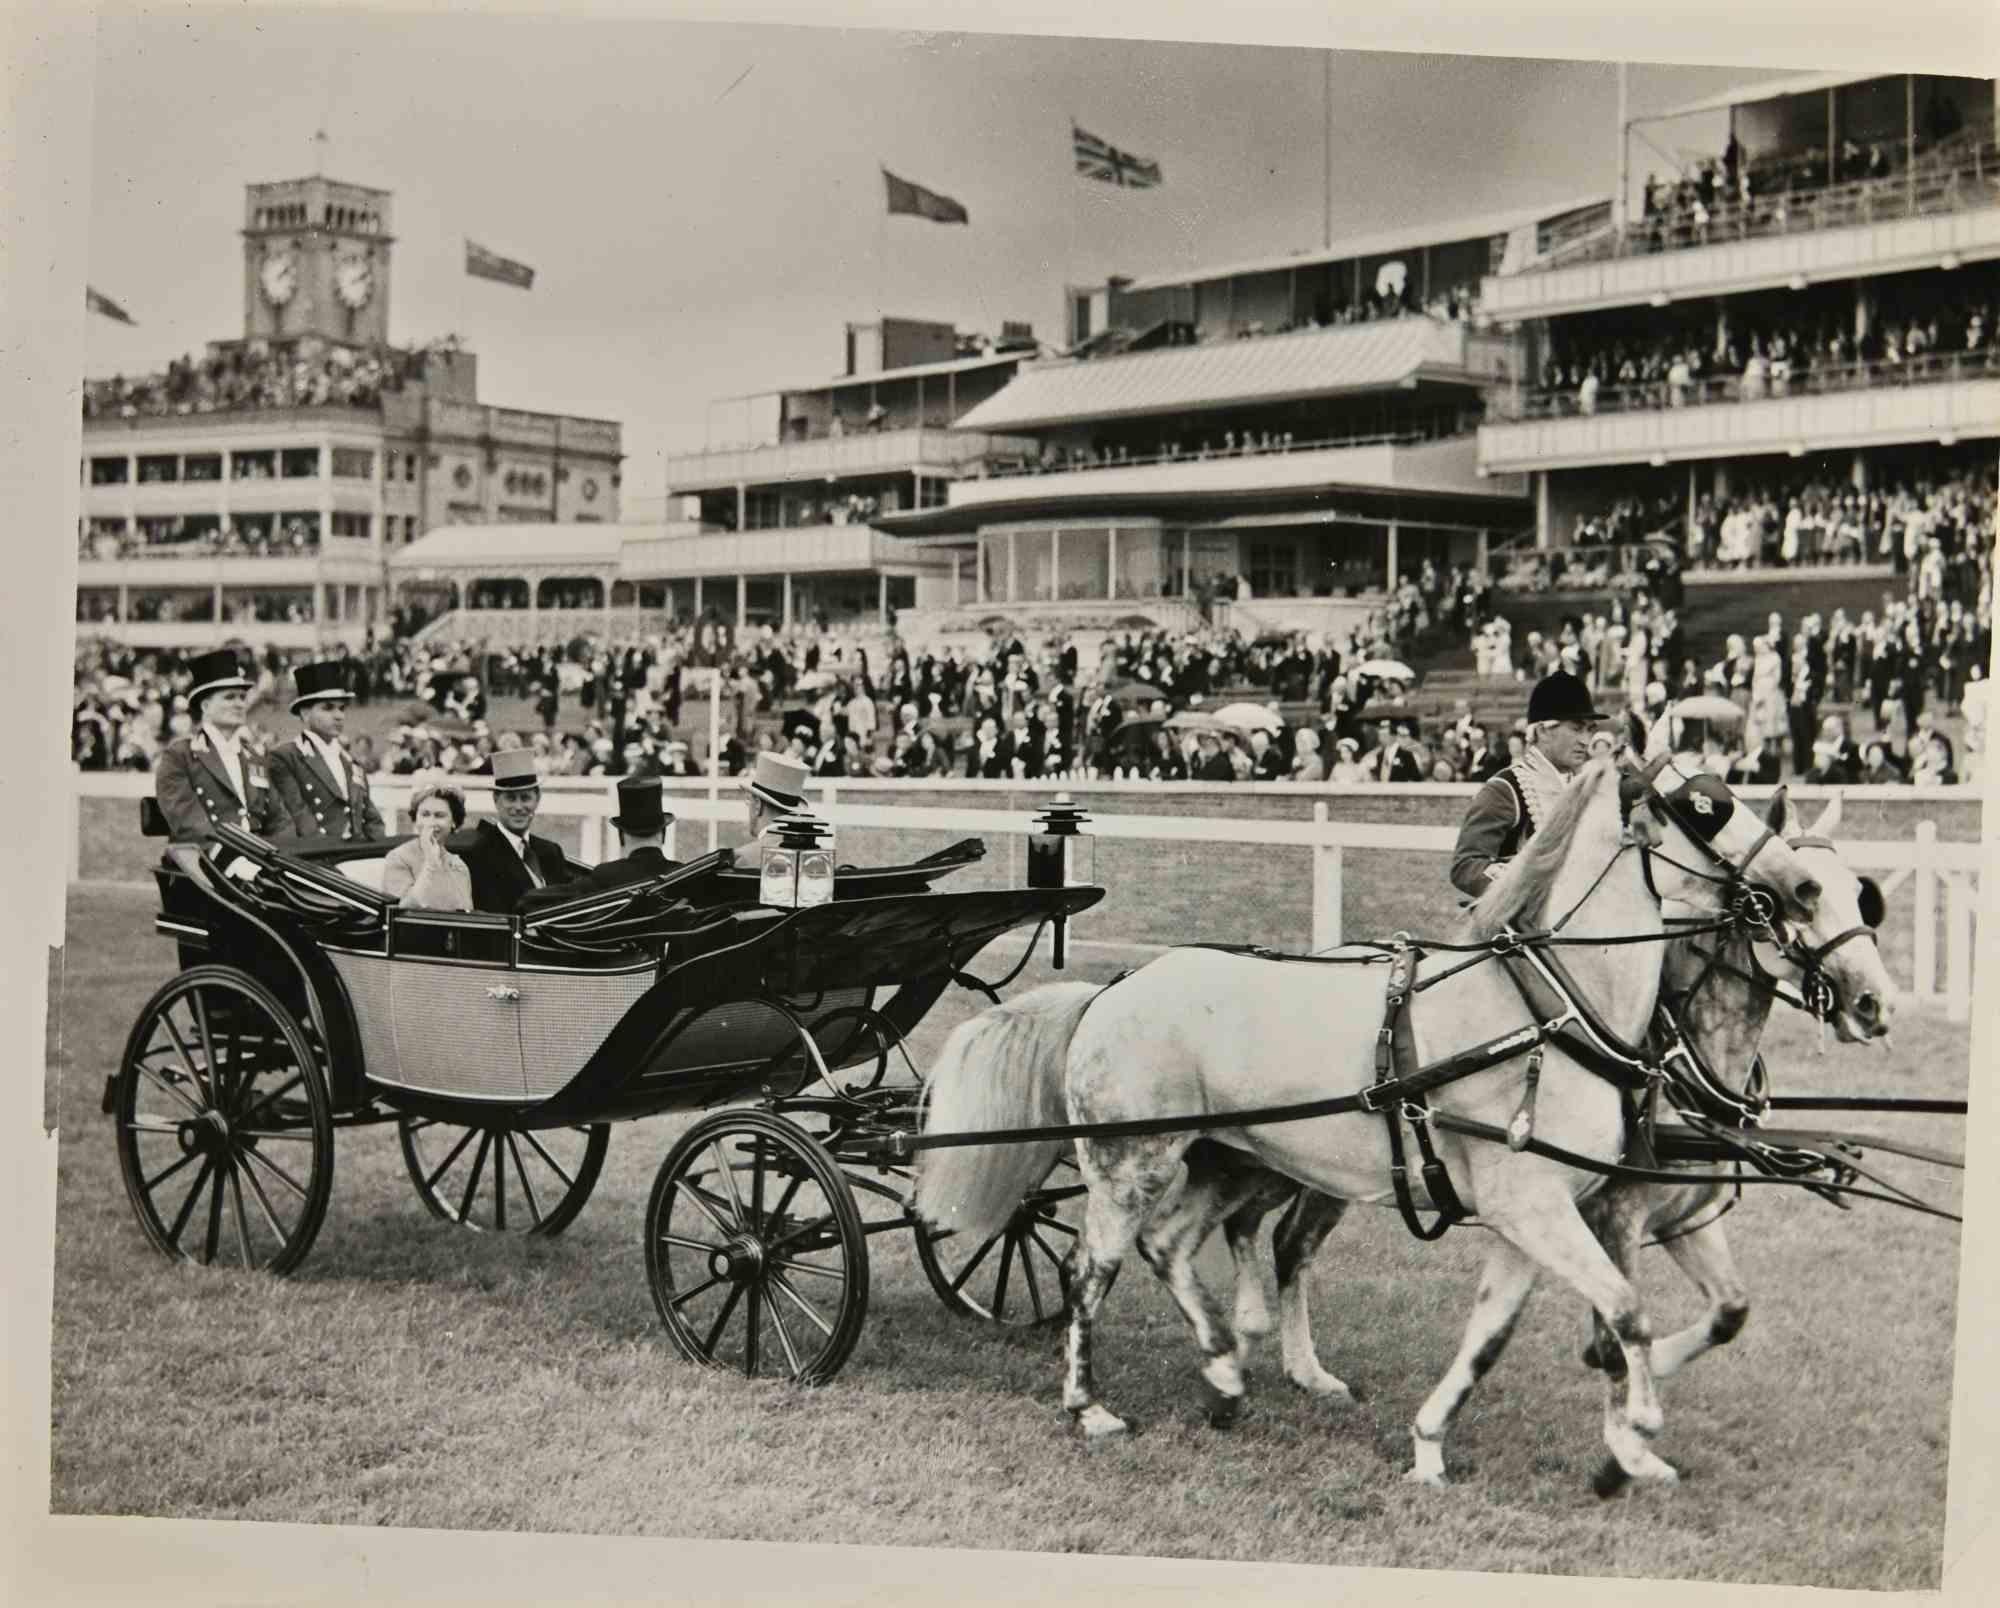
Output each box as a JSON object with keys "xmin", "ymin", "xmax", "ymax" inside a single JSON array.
[{"xmin": 69, "ymin": 770, "xmax": 1980, "ymax": 1019}]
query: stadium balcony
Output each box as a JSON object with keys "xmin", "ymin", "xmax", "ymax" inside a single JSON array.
[
  {"xmin": 1481, "ymin": 134, "xmax": 2000, "ymax": 322},
  {"xmin": 662, "ymin": 426, "xmax": 1040, "ymax": 493},
  {"xmin": 1480, "ymin": 350, "xmax": 2000, "ymax": 472}
]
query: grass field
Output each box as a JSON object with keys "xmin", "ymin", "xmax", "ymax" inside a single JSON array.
[{"xmin": 44, "ymin": 885, "xmax": 1964, "ymax": 1585}]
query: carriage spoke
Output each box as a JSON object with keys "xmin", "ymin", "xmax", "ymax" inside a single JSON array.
[
  {"xmin": 764, "ymin": 1210, "xmax": 841, "ymax": 1260},
  {"xmin": 1019, "ymin": 1235, "xmax": 1046, "ymax": 1321},
  {"xmin": 218, "ymin": 1011, "xmax": 243, "ymax": 1116},
  {"xmin": 671, "ymin": 1176, "xmax": 735, "ymax": 1237},
  {"xmin": 226, "ymin": 1162, "xmax": 255, "ymax": 1269},
  {"xmin": 666, "ymin": 1270, "xmax": 731, "ymax": 1308},
  {"xmin": 744, "ymin": 1282, "xmax": 762, "ymax": 1377},
  {"xmin": 140, "ymin": 1148, "xmax": 202, "ymax": 1193},
  {"xmin": 519, "ymin": 1130, "xmax": 579, "ymax": 1189},
  {"xmin": 233, "ymin": 1071, "xmax": 306, "ymax": 1130},
  {"xmin": 946, "ymin": 1230, "xmax": 999, "ymax": 1294},
  {"xmin": 702, "ymin": 1281, "xmax": 745, "ymax": 1355},
  {"xmin": 238, "ymin": 1154, "xmax": 291, "ymax": 1243},
  {"xmin": 422, "ymin": 1124, "xmax": 480, "ymax": 1194},
  {"xmin": 125, "ymin": 1117, "xmax": 188, "ymax": 1137},
  {"xmin": 136, "ymin": 1059, "xmax": 204, "ymax": 1118},
  {"xmin": 766, "ymin": 1255, "xmax": 847, "ymax": 1283},
  {"xmin": 165, "ymin": 1159, "xmax": 215, "ymax": 1249},
  {"xmin": 990, "ymin": 1233, "xmax": 1017, "ymax": 1322},
  {"xmin": 238, "ymin": 1141, "xmax": 310, "ymax": 1203},
  {"xmin": 763, "ymin": 1281, "xmax": 804, "ymax": 1377},
  {"xmin": 160, "ymin": 1009, "xmax": 213, "ymax": 1108},
  {"xmin": 201, "ymin": 1164, "xmax": 225, "ymax": 1265},
  {"xmin": 231, "ymin": 1129, "xmax": 319, "ymax": 1142},
  {"xmin": 505, "ymin": 1133, "xmax": 545, "ymax": 1227},
  {"xmin": 767, "ymin": 1270, "xmax": 836, "ymax": 1339},
  {"xmin": 708, "ymin": 1140, "xmax": 748, "ymax": 1223},
  {"xmin": 493, "ymin": 1132, "xmax": 507, "ymax": 1231},
  {"xmin": 190, "ymin": 991, "xmax": 221, "ymax": 1111},
  {"xmin": 456, "ymin": 1132, "xmax": 493, "ymax": 1225}
]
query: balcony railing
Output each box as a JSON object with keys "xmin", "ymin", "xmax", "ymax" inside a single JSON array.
[
  {"xmin": 663, "ymin": 427, "xmax": 1039, "ymax": 491},
  {"xmin": 978, "ymin": 424, "xmax": 1468, "ymax": 481},
  {"xmin": 1530, "ymin": 138, "xmax": 2000, "ymax": 274},
  {"xmin": 1491, "ymin": 347, "xmax": 1997, "ymax": 422}
]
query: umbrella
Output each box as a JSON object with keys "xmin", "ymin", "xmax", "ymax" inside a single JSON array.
[
  {"xmin": 1352, "ymin": 659, "xmax": 1415, "ymax": 682},
  {"xmin": 1110, "ymin": 613, "xmax": 1160, "ymax": 630},
  {"xmin": 1164, "ymin": 711, "xmax": 1230, "ymax": 734},
  {"xmin": 1670, "ymin": 695, "xmax": 1744, "ymax": 724},
  {"xmin": 1210, "ymin": 702, "xmax": 1286, "ymax": 733},
  {"xmin": 1101, "ymin": 679, "xmax": 1165, "ymax": 705}
]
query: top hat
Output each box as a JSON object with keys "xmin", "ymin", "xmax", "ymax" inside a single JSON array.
[
  {"xmin": 289, "ymin": 660, "xmax": 356, "ymax": 714},
  {"xmin": 490, "ymin": 748, "xmax": 541, "ymax": 790},
  {"xmin": 187, "ymin": 648, "xmax": 253, "ymax": 709},
  {"xmin": 742, "ymin": 750, "xmax": 809, "ymax": 813},
  {"xmin": 1524, "ymin": 669, "xmax": 1606, "ymax": 726},
  {"xmin": 610, "ymin": 776, "xmax": 672, "ymax": 836}
]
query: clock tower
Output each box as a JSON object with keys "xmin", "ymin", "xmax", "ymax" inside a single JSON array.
[{"xmin": 242, "ymin": 176, "xmax": 394, "ymax": 345}]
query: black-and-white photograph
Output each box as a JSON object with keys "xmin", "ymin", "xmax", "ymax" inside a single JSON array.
[{"xmin": 11, "ymin": 1, "xmax": 1995, "ymax": 1600}]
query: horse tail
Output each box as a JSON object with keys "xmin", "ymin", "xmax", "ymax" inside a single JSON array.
[{"xmin": 913, "ymin": 981, "xmax": 1100, "ymax": 1243}]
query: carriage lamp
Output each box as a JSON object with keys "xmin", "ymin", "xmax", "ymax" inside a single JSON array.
[
  {"xmin": 1028, "ymin": 794, "xmax": 1094, "ymax": 969},
  {"xmin": 759, "ymin": 812, "xmax": 837, "ymax": 910}
]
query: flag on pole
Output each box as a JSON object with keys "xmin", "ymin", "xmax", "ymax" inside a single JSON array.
[
  {"xmin": 882, "ymin": 168, "xmax": 969, "ymax": 225},
  {"xmin": 85, "ymin": 286, "xmax": 136, "ymax": 325},
  {"xmin": 1073, "ymin": 125, "xmax": 1162, "ymax": 189},
  {"xmin": 465, "ymin": 239, "xmax": 536, "ymax": 289}
]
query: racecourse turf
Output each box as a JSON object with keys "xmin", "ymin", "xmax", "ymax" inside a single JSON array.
[{"xmin": 44, "ymin": 884, "xmax": 1962, "ymax": 1583}]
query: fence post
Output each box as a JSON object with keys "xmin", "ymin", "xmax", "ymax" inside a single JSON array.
[
  {"xmin": 1912, "ymin": 819, "xmax": 1938, "ymax": 1001},
  {"xmin": 579, "ymin": 809, "xmax": 604, "ymax": 868},
  {"xmin": 1946, "ymin": 873, "xmax": 1972, "ymax": 1023},
  {"xmin": 1312, "ymin": 803, "xmax": 1342, "ymax": 952}
]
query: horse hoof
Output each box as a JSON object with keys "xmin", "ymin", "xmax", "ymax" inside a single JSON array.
[
  {"xmin": 1073, "ymin": 1405, "xmax": 1130, "ymax": 1442},
  {"xmin": 1292, "ymin": 1370, "xmax": 1355, "ymax": 1403},
  {"xmin": 1201, "ymin": 1381, "xmax": 1245, "ymax": 1429},
  {"xmin": 1581, "ymin": 1341, "xmax": 1606, "ymax": 1372},
  {"xmin": 1403, "ymin": 1468, "xmax": 1449, "ymax": 1490},
  {"xmin": 1592, "ymin": 1457, "xmax": 1632, "ymax": 1499}
]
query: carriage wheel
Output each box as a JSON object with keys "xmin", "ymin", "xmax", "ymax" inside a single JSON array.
[
  {"xmin": 111, "ymin": 966, "xmax": 334, "ymax": 1276},
  {"xmin": 398, "ymin": 1117, "xmax": 608, "ymax": 1237},
  {"xmin": 914, "ymin": 1155, "xmax": 1082, "ymax": 1328},
  {"xmin": 645, "ymin": 1110, "xmax": 869, "ymax": 1384}
]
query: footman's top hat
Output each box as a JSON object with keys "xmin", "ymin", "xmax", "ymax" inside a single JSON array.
[
  {"xmin": 610, "ymin": 775, "xmax": 672, "ymax": 836},
  {"xmin": 1525, "ymin": 669, "xmax": 1605, "ymax": 726},
  {"xmin": 289, "ymin": 660, "xmax": 356, "ymax": 714},
  {"xmin": 490, "ymin": 748, "xmax": 540, "ymax": 790},
  {"xmin": 742, "ymin": 750, "xmax": 809, "ymax": 813},
  {"xmin": 187, "ymin": 649, "xmax": 253, "ymax": 709}
]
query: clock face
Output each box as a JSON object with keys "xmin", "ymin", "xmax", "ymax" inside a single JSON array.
[
  {"xmin": 335, "ymin": 253, "xmax": 374, "ymax": 311},
  {"xmin": 260, "ymin": 248, "xmax": 297, "ymax": 308}
]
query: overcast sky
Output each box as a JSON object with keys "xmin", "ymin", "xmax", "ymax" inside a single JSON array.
[{"xmin": 82, "ymin": 7, "xmax": 1799, "ymax": 500}]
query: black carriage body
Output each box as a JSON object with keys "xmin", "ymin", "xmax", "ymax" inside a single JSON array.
[{"xmin": 149, "ymin": 828, "xmax": 1100, "ymax": 1129}]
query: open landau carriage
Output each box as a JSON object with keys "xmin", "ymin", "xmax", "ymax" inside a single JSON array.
[{"xmin": 108, "ymin": 812, "xmax": 1101, "ymax": 1383}]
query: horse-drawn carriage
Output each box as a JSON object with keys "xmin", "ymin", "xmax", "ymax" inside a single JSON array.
[{"xmin": 108, "ymin": 815, "xmax": 1100, "ymax": 1382}]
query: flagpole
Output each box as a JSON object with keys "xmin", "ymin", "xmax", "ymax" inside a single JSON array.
[{"xmin": 1322, "ymin": 54, "xmax": 1332, "ymax": 251}]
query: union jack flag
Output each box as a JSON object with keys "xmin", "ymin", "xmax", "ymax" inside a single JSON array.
[{"xmin": 1073, "ymin": 124, "xmax": 1161, "ymax": 189}]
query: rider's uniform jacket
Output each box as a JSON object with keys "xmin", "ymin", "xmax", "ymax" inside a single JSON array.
[
  {"xmin": 267, "ymin": 733, "xmax": 385, "ymax": 843},
  {"xmin": 154, "ymin": 728, "xmax": 285, "ymax": 846},
  {"xmin": 1449, "ymin": 748, "xmax": 1570, "ymax": 901}
]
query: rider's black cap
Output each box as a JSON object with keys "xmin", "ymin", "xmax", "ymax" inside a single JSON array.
[{"xmin": 1525, "ymin": 670, "xmax": 1605, "ymax": 725}]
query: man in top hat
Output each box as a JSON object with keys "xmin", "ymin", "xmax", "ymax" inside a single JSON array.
[
  {"xmin": 152, "ymin": 648, "xmax": 286, "ymax": 859},
  {"xmin": 735, "ymin": 750, "xmax": 811, "ymax": 868},
  {"xmin": 461, "ymin": 748, "xmax": 580, "ymax": 913},
  {"xmin": 267, "ymin": 660, "xmax": 384, "ymax": 843},
  {"xmin": 1449, "ymin": 668, "xmax": 1604, "ymax": 901},
  {"xmin": 519, "ymin": 776, "xmax": 678, "ymax": 911}
]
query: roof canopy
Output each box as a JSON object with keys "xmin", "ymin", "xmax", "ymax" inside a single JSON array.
[
  {"xmin": 1647, "ymin": 69, "xmax": 1921, "ymax": 123},
  {"xmin": 952, "ymin": 318, "xmax": 1476, "ymax": 433}
]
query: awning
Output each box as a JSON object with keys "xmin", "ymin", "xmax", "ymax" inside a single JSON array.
[
  {"xmin": 1646, "ymin": 69, "xmax": 1905, "ymax": 124},
  {"xmin": 952, "ymin": 319, "xmax": 1476, "ymax": 433}
]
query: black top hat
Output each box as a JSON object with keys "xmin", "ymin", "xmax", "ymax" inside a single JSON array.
[
  {"xmin": 1525, "ymin": 669, "xmax": 1605, "ymax": 726},
  {"xmin": 289, "ymin": 660, "xmax": 356, "ymax": 714},
  {"xmin": 186, "ymin": 648, "xmax": 252, "ymax": 709},
  {"xmin": 610, "ymin": 776, "xmax": 671, "ymax": 836}
]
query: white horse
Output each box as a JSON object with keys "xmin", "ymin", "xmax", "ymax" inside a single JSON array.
[
  {"xmin": 917, "ymin": 752, "xmax": 1829, "ymax": 1487},
  {"xmin": 1206, "ymin": 787, "xmax": 1897, "ymax": 1489}
]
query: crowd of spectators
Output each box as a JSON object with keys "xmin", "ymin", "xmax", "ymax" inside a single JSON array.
[
  {"xmin": 78, "ymin": 514, "xmax": 323, "ymax": 562},
  {"xmin": 81, "ymin": 334, "xmax": 461, "ymax": 421}
]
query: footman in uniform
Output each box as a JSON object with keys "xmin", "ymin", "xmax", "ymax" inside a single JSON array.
[
  {"xmin": 733, "ymin": 751, "xmax": 812, "ymax": 868},
  {"xmin": 153, "ymin": 648, "xmax": 286, "ymax": 868},
  {"xmin": 462, "ymin": 748, "xmax": 580, "ymax": 913},
  {"xmin": 268, "ymin": 660, "xmax": 385, "ymax": 843},
  {"xmin": 1449, "ymin": 668, "xmax": 1603, "ymax": 902}
]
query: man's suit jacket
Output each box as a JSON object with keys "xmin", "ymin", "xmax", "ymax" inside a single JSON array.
[
  {"xmin": 268, "ymin": 735, "xmax": 385, "ymax": 842},
  {"xmin": 516, "ymin": 844, "xmax": 679, "ymax": 916},
  {"xmin": 461, "ymin": 818, "xmax": 579, "ymax": 914},
  {"xmin": 153, "ymin": 730, "xmax": 285, "ymax": 846}
]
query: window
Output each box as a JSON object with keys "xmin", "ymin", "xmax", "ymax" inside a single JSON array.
[
  {"xmin": 281, "ymin": 447, "xmax": 321, "ymax": 479},
  {"xmin": 232, "ymin": 450, "xmax": 276, "ymax": 481},
  {"xmin": 1249, "ymin": 540, "xmax": 1298, "ymax": 598},
  {"xmin": 330, "ymin": 447, "xmax": 375, "ymax": 479},
  {"xmin": 137, "ymin": 455, "xmax": 179, "ymax": 484},
  {"xmin": 89, "ymin": 456, "xmax": 129, "ymax": 485},
  {"xmin": 330, "ymin": 512, "xmax": 372, "ymax": 541},
  {"xmin": 184, "ymin": 454, "xmax": 223, "ymax": 483}
]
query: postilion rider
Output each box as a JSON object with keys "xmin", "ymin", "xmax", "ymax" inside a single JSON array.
[
  {"xmin": 733, "ymin": 750, "xmax": 814, "ymax": 869},
  {"xmin": 152, "ymin": 648, "xmax": 287, "ymax": 875},
  {"xmin": 266, "ymin": 659, "xmax": 385, "ymax": 844},
  {"xmin": 1449, "ymin": 669, "xmax": 1605, "ymax": 903}
]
